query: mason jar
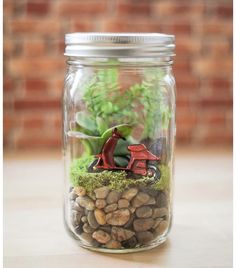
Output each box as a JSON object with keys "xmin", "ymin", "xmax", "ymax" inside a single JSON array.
[{"xmin": 63, "ymin": 33, "xmax": 176, "ymax": 253}]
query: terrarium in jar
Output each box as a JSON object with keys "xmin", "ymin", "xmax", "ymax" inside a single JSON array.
[{"xmin": 63, "ymin": 33, "xmax": 176, "ymax": 253}]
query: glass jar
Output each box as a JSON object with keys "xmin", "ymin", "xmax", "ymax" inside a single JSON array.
[{"xmin": 63, "ymin": 33, "xmax": 176, "ymax": 253}]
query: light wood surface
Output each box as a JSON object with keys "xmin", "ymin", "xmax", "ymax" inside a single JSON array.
[{"xmin": 3, "ymin": 148, "xmax": 233, "ymax": 268}]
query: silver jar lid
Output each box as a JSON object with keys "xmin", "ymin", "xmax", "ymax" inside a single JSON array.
[{"xmin": 64, "ymin": 33, "xmax": 175, "ymax": 58}]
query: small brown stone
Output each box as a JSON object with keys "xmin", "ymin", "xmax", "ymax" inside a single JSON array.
[
  {"xmin": 92, "ymin": 230, "xmax": 111, "ymax": 244},
  {"xmin": 118, "ymin": 199, "xmax": 130, "ymax": 208},
  {"xmin": 155, "ymin": 220, "xmax": 169, "ymax": 235},
  {"xmin": 83, "ymin": 223, "xmax": 95, "ymax": 234},
  {"xmin": 95, "ymin": 199, "xmax": 106, "ymax": 209},
  {"xmin": 105, "ymin": 239, "xmax": 122, "ymax": 249},
  {"xmin": 111, "ymin": 227, "xmax": 135, "ymax": 242},
  {"xmin": 106, "ymin": 209, "xmax": 130, "ymax": 226},
  {"xmin": 74, "ymin": 186, "xmax": 86, "ymax": 196},
  {"xmin": 94, "ymin": 187, "xmax": 110, "ymax": 199},
  {"xmin": 136, "ymin": 231, "xmax": 154, "ymax": 244},
  {"xmin": 121, "ymin": 188, "xmax": 138, "ymax": 201},
  {"xmin": 131, "ymin": 192, "xmax": 150, "ymax": 208},
  {"xmin": 106, "ymin": 190, "xmax": 121, "ymax": 204},
  {"xmin": 152, "ymin": 208, "xmax": 168, "ymax": 218},
  {"xmin": 104, "ymin": 203, "xmax": 118, "ymax": 213},
  {"xmin": 133, "ymin": 218, "xmax": 154, "ymax": 232},
  {"xmin": 135, "ymin": 206, "xmax": 153, "ymax": 218},
  {"xmin": 76, "ymin": 196, "xmax": 95, "ymax": 211},
  {"xmin": 94, "ymin": 209, "xmax": 106, "ymax": 225}
]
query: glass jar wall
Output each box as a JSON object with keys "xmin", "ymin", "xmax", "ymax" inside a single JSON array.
[{"xmin": 63, "ymin": 33, "xmax": 176, "ymax": 253}]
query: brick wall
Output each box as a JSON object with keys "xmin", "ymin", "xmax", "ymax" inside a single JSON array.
[{"xmin": 4, "ymin": 0, "xmax": 233, "ymax": 150}]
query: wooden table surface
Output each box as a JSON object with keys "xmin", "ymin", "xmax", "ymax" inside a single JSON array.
[{"xmin": 3, "ymin": 148, "xmax": 233, "ymax": 268}]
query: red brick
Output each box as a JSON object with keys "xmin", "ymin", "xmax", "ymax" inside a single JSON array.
[
  {"xmin": 162, "ymin": 23, "xmax": 191, "ymax": 35},
  {"xmin": 9, "ymin": 58, "xmax": 64, "ymax": 77},
  {"xmin": 216, "ymin": 5, "xmax": 233, "ymax": 18},
  {"xmin": 23, "ymin": 40, "xmax": 46, "ymax": 56},
  {"xmin": 26, "ymin": 1, "xmax": 49, "ymax": 16},
  {"xmin": 204, "ymin": 39, "xmax": 231, "ymax": 56},
  {"xmin": 207, "ymin": 78, "xmax": 231, "ymax": 90},
  {"xmin": 58, "ymin": 1, "xmax": 107, "ymax": 16},
  {"xmin": 10, "ymin": 19, "xmax": 60, "ymax": 36},
  {"xmin": 175, "ymin": 37, "xmax": 202, "ymax": 55},
  {"xmin": 199, "ymin": 127, "xmax": 232, "ymax": 145},
  {"xmin": 25, "ymin": 79, "xmax": 49, "ymax": 91},
  {"xmin": 118, "ymin": 1, "xmax": 151, "ymax": 16},
  {"xmin": 4, "ymin": 78, "xmax": 14, "ymax": 92},
  {"xmin": 14, "ymin": 98, "xmax": 60, "ymax": 110},
  {"xmin": 23, "ymin": 117, "xmax": 45, "ymax": 129},
  {"xmin": 176, "ymin": 76, "xmax": 200, "ymax": 91},
  {"xmin": 72, "ymin": 20, "xmax": 94, "ymax": 32},
  {"xmin": 197, "ymin": 19, "xmax": 232, "ymax": 36}
]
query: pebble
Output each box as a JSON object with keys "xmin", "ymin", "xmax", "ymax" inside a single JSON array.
[
  {"xmin": 80, "ymin": 232, "xmax": 98, "ymax": 246},
  {"xmin": 118, "ymin": 199, "xmax": 130, "ymax": 208},
  {"xmin": 99, "ymin": 225, "xmax": 111, "ymax": 234},
  {"xmin": 81, "ymin": 216, "xmax": 87, "ymax": 223},
  {"xmin": 155, "ymin": 220, "xmax": 168, "ymax": 235},
  {"xmin": 74, "ymin": 225, "xmax": 83, "ymax": 235},
  {"xmin": 156, "ymin": 192, "xmax": 168, "ymax": 208},
  {"xmin": 133, "ymin": 218, "xmax": 154, "ymax": 232},
  {"xmin": 106, "ymin": 209, "xmax": 130, "ymax": 226},
  {"xmin": 94, "ymin": 187, "xmax": 110, "ymax": 199},
  {"xmin": 92, "ymin": 230, "xmax": 111, "ymax": 244},
  {"xmin": 121, "ymin": 236, "xmax": 137, "ymax": 248},
  {"xmin": 152, "ymin": 208, "xmax": 168, "ymax": 218},
  {"xmin": 94, "ymin": 209, "xmax": 106, "ymax": 225},
  {"xmin": 152, "ymin": 218, "xmax": 163, "ymax": 229},
  {"xmin": 104, "ymin": 203, "xmax": 118, "ymax": 213},
  {"xmin": 105, "ymin": 240, "xmax": 122, "ymax": 249},
  {"xmin": 135, "ymin": 206, "xmax": 153, "ymax": 218},
  {"xmin": 136, "ymin": 231, "xmax": 154, "ymax": 244},
  {"xmin": 83, "ymin": 223, "xmax": 95, "ymax": 234},
  {"xmin": 69, "ymin": 191, "xmax": 77, "ymax": 200},
  {"xmin": 76, "ymin": 196, "xmax": 95, "ymax": 211},
  {"xmin": 71, "ymin": 211, "xmax": 82, "ymax": 227},
  {"xmin": 124, "ymin": 213, "xmax": 135, "ymax": 229},
  {"xmin": 87, "ymin": 211, "xmax": 99, "ymax": 229},
  {"xmin": 106, "ymin": 190, "xmax": 121, "ymax": 204},
  {"xmin": 145, "ymin": 196, "xmax": 156, "ymax": 205},
  {"xmin": 95, "ymin": 199, "xmax": 106, "ymax": 209},
  {"xmin": 121, "ymin": 188, "xmax": 138, "ymax": 201},
  {"xmin": 74, "ymin": 186, "xmax": 86, "ymax": 196},
  {"xmin": 131, "ymin": 192, "xmax": 150, "ymax": 208},
  {"xmin": 111, "ymin": 227, "xmax": 135, "ymax": 242},
  {"xmin": 71, "ymin": 201, "xmax": 84, "ymax": 212}
]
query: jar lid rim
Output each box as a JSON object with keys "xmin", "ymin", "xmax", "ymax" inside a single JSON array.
[{"xmin": 64, "ymin": 32, "xmax": 175, "ymax": 58}]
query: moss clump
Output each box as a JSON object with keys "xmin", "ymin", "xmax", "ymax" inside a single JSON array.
[
  {"xmin": 70, "ymin": 157, "xmax": 171, "ymax": 194},
  {"xmin": 152, "ymin": 165, "xmax": 171, "ymax": 191}
]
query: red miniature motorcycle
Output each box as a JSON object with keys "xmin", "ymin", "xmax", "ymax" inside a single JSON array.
[{"xmin": 93, "ymin": 128, "xmax": 161, "ymax": 180}]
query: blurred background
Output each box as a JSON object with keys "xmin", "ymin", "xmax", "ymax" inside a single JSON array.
[{"xmin": 3, "ymin": 0, "xmax": 232, "ymax": 152}]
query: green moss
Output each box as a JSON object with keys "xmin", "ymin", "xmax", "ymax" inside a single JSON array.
[
  {"xmin": 152, "ymin": 165, "xmax": 171, "ymax": 190},
  {"xmin": 70, "ymin": 157, "xmax": 171, "ymax": 193}
]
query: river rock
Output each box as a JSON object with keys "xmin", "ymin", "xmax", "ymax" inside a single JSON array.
[
  {"xmin": 118, "ymin": 199, "xmax": 130, "ymax": 208},
  {"xmin": 69, "ymin": 191, "xmax": 77, "ymax": 200},
  {"xmin": 106, "ymin": 209, "xmax": 130, "ymax": 226},
  {"xmin": 133, "ymin": 218, "xmax": 154, "ymax": 232},
  {"xmin": 156, "ymin": 192, "xmax": 168, "ymax": 208},
  {"xmin": 87, "ymin": 211, "xmax": 99, "ymax": 229},
  {"xmin": 74, "ymin": 186, "xmax": 86, "ymax": 196},
  {"xmin": 83, "ymin": 223, "xmax": 95, "ymax": 234},
  {"xmin": 155, "ymin": 220, "xmax": 168, "ymax": 235},
  {"xmin": 94, "ymin": 209, "xmax": 106, "ymax": 225},
  {"xmin": 111, "ymin": 227, "xmax": 135, "ymax": 242},
  {"xmin": 131, "ymin": 192, "xmax": 150, "ymax": 208},
  {"xmin": 121, "ymin": 188, "xmax": 138, "ymax": 200},
  {"xmin": 99, "ymin": 225, "xmax": 112, "ymax": 234},
  {"xmin": 105, "ymin": 239, "xmax": 122, "ymax": 249},
  {"xmin": 95, "ymin": 199, "xmax": 106, "ymax": 209},
  {"xmin": 76, "ymin": 196, "xmax": 95, "ymax": 211},
  {"xmin": 136, "ymin": 231, "xmax": 154, "ymax": 244},
  {"xmin": 71, "ymin": 201, "xmax": 84, "ymax": 212},
  {"xmin": 122, "ymin": 236, "xmax": 138, "ymax": 248},
  {"xmin": 81, "ymin": 216, "xmax": 87, "ymax": 223},
  {"xmin": 104, "ymin": 203, "xmax": 118, "ymax": 213},
  {"xmin": 135, "ymin": 206, "xmax": 153, "ymax": 218},
  {"xmin": 145, "ymin": 196, "xmax": 156, "ymax": 205},
  {"xmin": 92, "ymin": 230, "xmax": 111, "ymax": 244},
  {"xmin": 106, "ymin": 190, "xmax": 121, "ymax": 204},
  {"xmin": 74, "ymin": 225, "xmax": 83, "ymax": 235},
  {"xmin": 80, "ymin": 232, "xmax": 99, "ymax": 246},
  {"xmin": 94, "ymin": 187, "xmax": 110, "ymax": 199},
  {"xmin": 71, "ymin": 211, "xmax": 83, "ymax": 227},
  {"xmin": 152, "ymin": 218, "xmax": 163, "ymax": 229},
  {"xmin": 152, "ymin": 208, "xmax": 168, "ymax": 218},
  {"xmin": 124, "ymin": 213, "xmax": 135, "ymax": 229}
]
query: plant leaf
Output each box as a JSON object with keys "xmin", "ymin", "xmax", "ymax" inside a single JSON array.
[{"xmin": 75, "ymin": 111, "xmax": 98, "ymax": 135}]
